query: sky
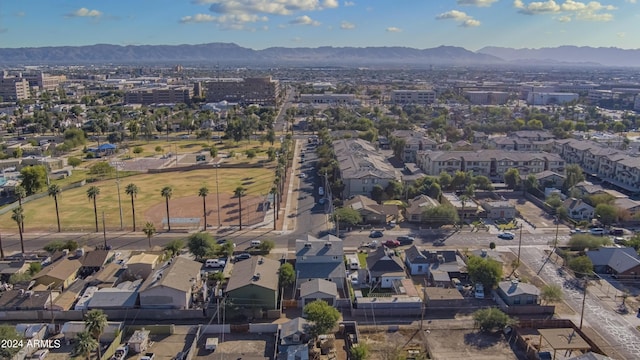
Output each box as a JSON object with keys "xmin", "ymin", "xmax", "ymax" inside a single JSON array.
[{"xmin": 0, "ymin": 0, "xmax": 639, "ymax": 51}]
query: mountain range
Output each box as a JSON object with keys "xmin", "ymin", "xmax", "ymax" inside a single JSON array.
[{"xmin": 0, "ymin": 43, "xmax": 637, "ymax": 67}]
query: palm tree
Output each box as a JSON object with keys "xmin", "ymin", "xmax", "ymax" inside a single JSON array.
[
  {"xmin": 15, "ymin": 185, "xmax": 26, "ymax": 232},
  {"xmin": 143, "ymin": 222, "xmax": 156, "ymax": 249},
  {"xmin": 270, "ymin": 186, "xmax": 278, "ymax": 230},
  {"xmin": 11, "ymin": 207, "xmax": 25, "ymax": 254},
  {"xmin": 48, "ymin": 184, "xmax": 62, "ymax": 232},
  {"xmin": 234, "ymin": 186, "xmax": 246, "ymax": 230},
  {"xmin": 198, "ymin": 186, "xmax": 209, "ymax": 230},
  {"xmin": 73, "ymin": 331, "xmax": 98, "ymax": 360},
  {"xmin": 161, "ymin": 186, "xmax": 173, "ymax": 231},
  {"xmin": 125, "ymin": 183, "xmax": 139, "ymax": 231},
  {"xmin": 86, "ymin": 186, "xmax": 101, "ymax": 232},
  {"xmin": 84, "ymin": 309, "xmax": 107, "ymax": 359}
]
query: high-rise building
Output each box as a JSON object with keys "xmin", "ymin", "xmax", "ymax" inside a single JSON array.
[
  {"xmin": 205, "ymin": 77, "xmax": 280, "ymax": 106},
  {"xmin": 23, "ymin": 72, "xmax": 66, "ymax": 92},
  {"xmin": 124, "ymin": 86, "xmax": 194, "ymax": 105},
  {"xmin": 391, "ymin": 90, "xmax": 436, "ymax": 104},
  {"xmin": 0, "ymin": 71, "xmax": 30, "ymax": 102}
]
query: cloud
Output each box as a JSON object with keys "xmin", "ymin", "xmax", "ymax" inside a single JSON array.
[
  {"xmin": 436, "ymin": 10, "xmax": 482, "ymax": 26},
  {"xmin": 16, "ymin": 12, "xmax": 25, "ymax": 17},
  {"xmin": 66, "ymin": 7, "xmax": 102, "ymax": 18},
  {"xmin": 457, "ymin": 0, "xmax": 498, "ymax": 6},
  {"xmin": 289, "ymin": 15, "xmax": 321, "ymax": 25},
  {"xmin": 436, "ymin": 10, "xmax": 470, "ymax": 20},
  {"xmin": 386, "ymin": 27, "xmax": 402, "ymax": 32},
  {"xmin": 625, "ymin": 0, "xmax": 636, "ymax": 3},
  {"xmin": 514, "ymin": 0, "xmax": 616, "ymax": 21},
  {"xmin": 193, "ymin": 0, "xmax": 338, "ymax": 16},
  {"xmin": 340, "ymin": 21, "xmax": 355, "ymax": 29},
  {"xmin": 557, "ymin": 15, "xmax": 572, "ymax": 21},
  {"xmin": 180, "ymin": 13, "xmax": 215, "ymax": 23},
  {"xmin": 344, "ymin": 1, "xmax": 355, "ymax": 6}
]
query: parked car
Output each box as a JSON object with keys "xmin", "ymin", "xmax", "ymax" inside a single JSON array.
[
  {"xmin": 369, "ymin": 230, "xmax": 384, "ymax": 238},
  {"xmin": 474, "ymin": 283, "xmax": 485, "ymax": 299},
  {"xmin": 397, "ymin": 236, "xmax": 415, "ymax": 245},
  {"xmin": 570, "ymin": 229, "xmax": 586, "ymax": 234},
  {"xmin": 205, "ymin": 259, "xmax": 226, "ymax": 268},
  {"xmin": 384, "ymin": 239, "xmax": 401, "ymax": 248},
  {"xmin": 497, "ymin": 232, "xmax": 515, "ymax": 240},
  {"xmin": 590, "ymin": 228, "xmax": 606, "ymax": 236},
  {"xmin": 609, "ymin": 228, "xmax": 624, "ymax": 236},
  {"xmin": 234, "ymin": 253, "xmax": 251, "ymax": 261},
  {"xmin": 433, "ymin": 239, "xmax": 445, "ymax": 246}
]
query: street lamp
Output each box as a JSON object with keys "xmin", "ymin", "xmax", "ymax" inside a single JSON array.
[{"xmin": 111, "ymin": 160, "xmax": 124, "ymax": 230}]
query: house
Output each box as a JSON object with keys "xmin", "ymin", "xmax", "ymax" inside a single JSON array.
[
  {"xmin": 279, "ymin": 317, "xmax": 310, "ymax": 345},
  {"xmin": 366, "ymin": 247, "xmax": 406, "ymax": 289},
  {"xmin": 86, "ymin": 262, "xmax": 123, "ymax": 288},
  {"xmin": 33, "ymin": 258, "xmax": 82, "ymax": 290},
  {"xmin": 405, "ymin": 195, "xmax": 439, "ymax": 223},
  {"xmin": 586, "ymin": 247, "xmax": 640, "ymax": 277},
  {"xmin": 481, "ymin": 201, "xmax": 516, "ymax": 220},
  {"xmin": 496, "ymin": 280, "xmax": 540, "ymax": 306},
  {"xmin": 562, "ymin": 198, "xmax": 595, "ymax": 221},
  {"xmin": 404, "ymin": 245, "xmax": 430, "ymax": 275},
  {"xmin": 295, "ymin": 235, "xmax": 346, "ymax": 290},
  {"xmin": 226, "ymin": 256, "xmax": 280, "ymax": 310},
  {"xmin": 299, "ymin": 279, "xmax": 338, "ymax": 308},
  {"xmin": 344, "ymin": 195, "xmax": 398, "ymax": 224},
  {"xmin": 52, "ymin": 279, "xmax": 88, "ymax": 311},
  {"xmin": 614, "ymin": 198, "xmax": 640, "ymax": 218},
  {"xmin": 0, "ymin": 260, "xmax": 30, "ymax": 282},
  {"xmin": 139, "ymin": 257, "xmax": 202, "ymax": 309},
  {"xmin": 86, "ymin": 279, "xmax": 142, "ymax": 309},
  {"xmin": 0, "ymin": 289, "xmax": 57, "ymax": 310},
  {"xmin": 531, "ymin": 170, "xmax": 566, "ymax": 189},
  {"xmin": 79, "ymin": 250, "xmax": 111, "ymax": 277},
  {"xmin": 441, "ymin": 193, "xmax": 482, "ymax": 220},
  {"xmin": 423, "ymin": 287, "xmax": 465, "ymax": 308},
  {"xmin": 126, "ymin": 253, "xmax": 161, "ymax": 280}
]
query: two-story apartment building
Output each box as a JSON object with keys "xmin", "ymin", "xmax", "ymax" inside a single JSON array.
[
  {"xmin": 295, "ymin": 235, "xmax": 346, "ymax": 290},
  {"xmin": 334, "ymin": 138, "xmax": 397, "ymax": 198}
]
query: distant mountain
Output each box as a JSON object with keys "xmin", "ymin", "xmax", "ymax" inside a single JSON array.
[
  {"xmin": 477, "ymin": 46, "xmax": 640, "ymax": 67},
  {"xmin": 0, "ymin": 42, "xmax": 501, "ymax": 66}
]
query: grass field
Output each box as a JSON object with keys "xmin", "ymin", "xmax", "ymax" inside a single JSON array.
[{"xmin": 0, "ymin": 167, "xmax": 275, "ymax": 232}]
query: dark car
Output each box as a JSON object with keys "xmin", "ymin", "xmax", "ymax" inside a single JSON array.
[
  {"xmin": 609, "ymin": 229, "xmax": 624, "ymax": 236},
  {"xmin": 384, "ymin": 240, "xmax": 400, "ymax": 248},
  {"xmin": 216, "ymin": 239, "xmax": 228, "ymax": 245},
  {"xmin": 369, "ymin": 230, "xmax": 384, "ymax": 238},
  {"xmin": 234, "ymin": 253, "xmax": 251, "ymax": 262},
  {"xmin": 397, "ymin": 236, "xmax": 415, "ymax": 245}
]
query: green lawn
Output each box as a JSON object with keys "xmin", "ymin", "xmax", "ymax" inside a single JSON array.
[{"xmin": 1, "ymin": 167, "xmax": 275, "ymax": 232}]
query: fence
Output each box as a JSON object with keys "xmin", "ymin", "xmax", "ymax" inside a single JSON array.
[
  {"xmin": 0, "ymin": 180, "xmax": 86, "ymax": 216},
  {"xmin": 0, "ymin": 309, "xmax": 207, "ymax": 322}
]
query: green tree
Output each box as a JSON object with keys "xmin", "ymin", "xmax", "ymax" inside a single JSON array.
[
  {"xmin": 20, "ymin": 165, "xmax": 47, "ymax": 194},
  {"xmin": 563, "ymin": 164, "xmax": 585, "ymax": 191},
  {"xmin": 125, "ymin": 183, "xmax": 139, "ymax": 231},
  {"xmin": 15, "ymin": 185, "xmax": 26, "ymax": 232},
  {"xmin": 218, "ymin": 240, "xmax": 235, "ymax": 258},
  {"xmin": 350, "ymin": 343, "xmax": 370, "ymax": 360},
  {"xmin": 258, "ymin": 239, "xmax": 275, "ymax": 253},
  {"xmin": 86, "ymin": 186, "xmax": 101, "ymax": 232},
  {"xmin": 161, "ymin": 186, "xmax": 173, "ymax": 231},
  {"xmin": 73, "ymin": 331, "xmax": 98, "ymax": 360},
  {"xmin": 540, "ymin": 284, "xmax": 563, "ymax": 304},
  {"xmin": 48, "ymin": 184, "xmax": 62, "ymax": 232},
  {"xmin": 142, "ymin": 222, "xmax": 156, "ymax": 249},
  {"xmin": 595, "ymin": 203, "xmax": 618, "ymax": 226},
  {"xmin": 568, "ymin": 234, "xmax": 610, "ymax": 251},
  {"xmin": 568, "ymin": 256, "xmax": 593, "ymax": 276},
  {"xmin": 84, "ymin": 309, "xmax": 107, "ymax": 359},
  {"xmin": 504, "ymin": 168, "xmax": 520, "ymax": 189},
  {"xmin": 279, "ymin": 263, "xmax": 295, "ymax": 287},
  {"xmin": 473, "ymin": 175, "xmax": 493, "ymax": 191},
  {"xmin": 0, "ymin": 324, "xmax": 23, "ymax": 359},
  {"xmin": 89, "ymin": 161, "xmax": 115, "ymax": 178},
  {"xmin": 164, "ymin": 239, "xmax": 184, "ymax": 257},
  {"xmin": 199, "ymin": 186, "xmax": 209, "ymax": 230},
  {"xmin": 12, "ymin": 206, "xmax": 25, "ymax": 253},
  {"xmin": 421, "ymin": 205, "xmax": 459, "ymax": 226},
  {"xmin": 334, "ymin": 207, "xmax": 362, "ymax": 227},
  {"xmin": 467, "ymin": 256, "xmax": 502, "ymax": 290},
  {"xmin": 187, "ymin": 232, "xmax": 215, "ymax": 260},
  {"xmin": 303, "ymin": 299, "xmax": 341, "ymax": 337},
  {"xmin": 234, "ymin": 186, "xmax": 246, "ymax": 230},
  {"xmin": 438, "ymin": 172, "xmax": 452, "ymax": 190},
  {"xmin": 68, "ymin": 156, "xmax": 82, "ymax": 168},
  {"xmin": 209, "ymin": 146, "xmax": 218, "ymax": 158},
  {"xmin": 472, "ymin": 308, "xmax": 514, "ymax": 332},
  {"xmin": 524, "ymin": 174, "xmax": 539, "ymax": 192},
  {"xmin": 545, "ymin": 193, "xmax": 563, "ymax": 208},
  {"xmin": 245, "ymin": 149, "xmax": 257, "ymax": 159}
]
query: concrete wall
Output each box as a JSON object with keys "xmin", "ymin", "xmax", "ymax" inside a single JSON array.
[
  {"xmin": 249, "ymin": 323, "xmax": 279, "ymax": 333},
  {"xmin": 0, "ymin": 309, "xmax": 207, "ymax": 322},
  {"xmin": 201, "ymin": 325, "xmax": 230, "ymax": 334}
]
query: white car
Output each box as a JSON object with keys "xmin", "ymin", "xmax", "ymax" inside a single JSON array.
[
  {"xmin": 474, "ymin": 283, "xmax": 485, "ymax": 299},
  {"xmin": 318, "ymin": 187, "xmax": 325, "ymax": 196}
]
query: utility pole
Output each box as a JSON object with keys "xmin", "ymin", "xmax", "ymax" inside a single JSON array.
[
  {"xmin": 580, "ymin": 279, "xmax": 589, "ymax": 330},
  {"xmin": 537, "ymin": 216, "xmax": 560, "ymax": 275},
  {"xmin": 112, "ymin": 161, "xmax": 124, "ymax": 230},
  {"xmin": 215, "ymin": 164, "xmax": 221, "ymax": 227},
  {"xmin": 273, "ymin": 191, "xmax": 277, "ymax": 231},
  {"xmin": 517, "ymin": 222, "xmax": 523, "ymax": 268},
  {"xmin": 102, "ymin": 211, "xmax": 107, "ymax": 249}
]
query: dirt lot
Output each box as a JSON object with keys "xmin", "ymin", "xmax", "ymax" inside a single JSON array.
[
  {"xmin": 359, "ymin": 327, "xmax": 428, "ymax": 360},
  {"xmin": 426, "ymin": 328, "xmax": 518, "ymax": 360},
  {"xmin": 192, "ymin": 333, "xmax": 274, "ymax": 360}
]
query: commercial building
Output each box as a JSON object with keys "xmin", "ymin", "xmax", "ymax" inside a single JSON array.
[
  {"xmin": 526, "ymin": 92, "xmax": 579, "ymax": 105},
  {"xmin": 391, "ymin": 90, "xmax": 436, "ymax": 105},
  {"xmin": 205, "ymin": 76, "xmax": 280, "ymax": 106},
  {"xmin": 464, "ymin": 91, "xmax": 510, "ymax": 105},
  {"xmin": 124, "ymin": 86, "xmax": 193, "ymax": 105},
  {"xmin": 299, "ymin": 93, "xmax": 357, "ymax": 105},
  {"xmin": 22, "ymin": 72, "xmax": 66, "ymax": 92},
  {"xmin": 0, "ymin": 71, "xmax": 30, "ymax": 102}
]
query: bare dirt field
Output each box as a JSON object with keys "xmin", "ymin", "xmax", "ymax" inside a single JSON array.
[
  {"xmin": 359, "ymin": 328, "xmax": 427, "ymax": 360},
  {"xmin": 192, "ymin": 333, "xmax": 274, "ymax": 360},
  {"xmin": 426, "ymin": 328, "xmax": 518, "ymax": 360}
]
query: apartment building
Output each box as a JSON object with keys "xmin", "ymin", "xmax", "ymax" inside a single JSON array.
[
  {"xmin": 0, "ymin": 71, "xmax": 30, "ymax": 102},
  {"xmin": 416, "ymin": 150, "xmax": 565, "ymax": 181},
  {"xmin": 390, "ymin": 130, "xmax": 437, "ymax": 163},
  {"xmin": 22, "ymin": 72, "xmax": 66, "ymax": 92},
  {"xmin": 333, "ymin": 138, "xmax": 397, "ymax": 198},
  {"xmin": 464, "ymin": 91, "xmax": 510, "ymax": 105},
  {"xmin": 124, "ymin": 86, "xmax": 193, "ymax": 105},
  {"xmin": 205, "ymin": 76, "xmax": 280, "ymax": 106},
  {"xmin": 391, "ymin": 90, "xmax": 436, "ymax": 105}
]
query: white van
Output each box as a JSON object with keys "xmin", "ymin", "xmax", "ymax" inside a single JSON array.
[
  {"xmin": 347, "ymin": 256, "xmax": 359, "ymax": 270},
  {"xmin": 205, "ymin": 259, "xmax": 225, "ymax": 268},
  {"xmin": 251, "ymin": 240, "xmax": 262, "ymax": 247}
]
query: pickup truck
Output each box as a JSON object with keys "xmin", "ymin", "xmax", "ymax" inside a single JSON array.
[{"xmin": 140, "ymin": 353, "xmax": 155, "ymax": 360}]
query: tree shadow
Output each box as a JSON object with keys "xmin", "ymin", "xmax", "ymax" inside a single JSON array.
[{"xmin": 463, "ymin": 331, "xmax": 503, "ymax": 349}]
